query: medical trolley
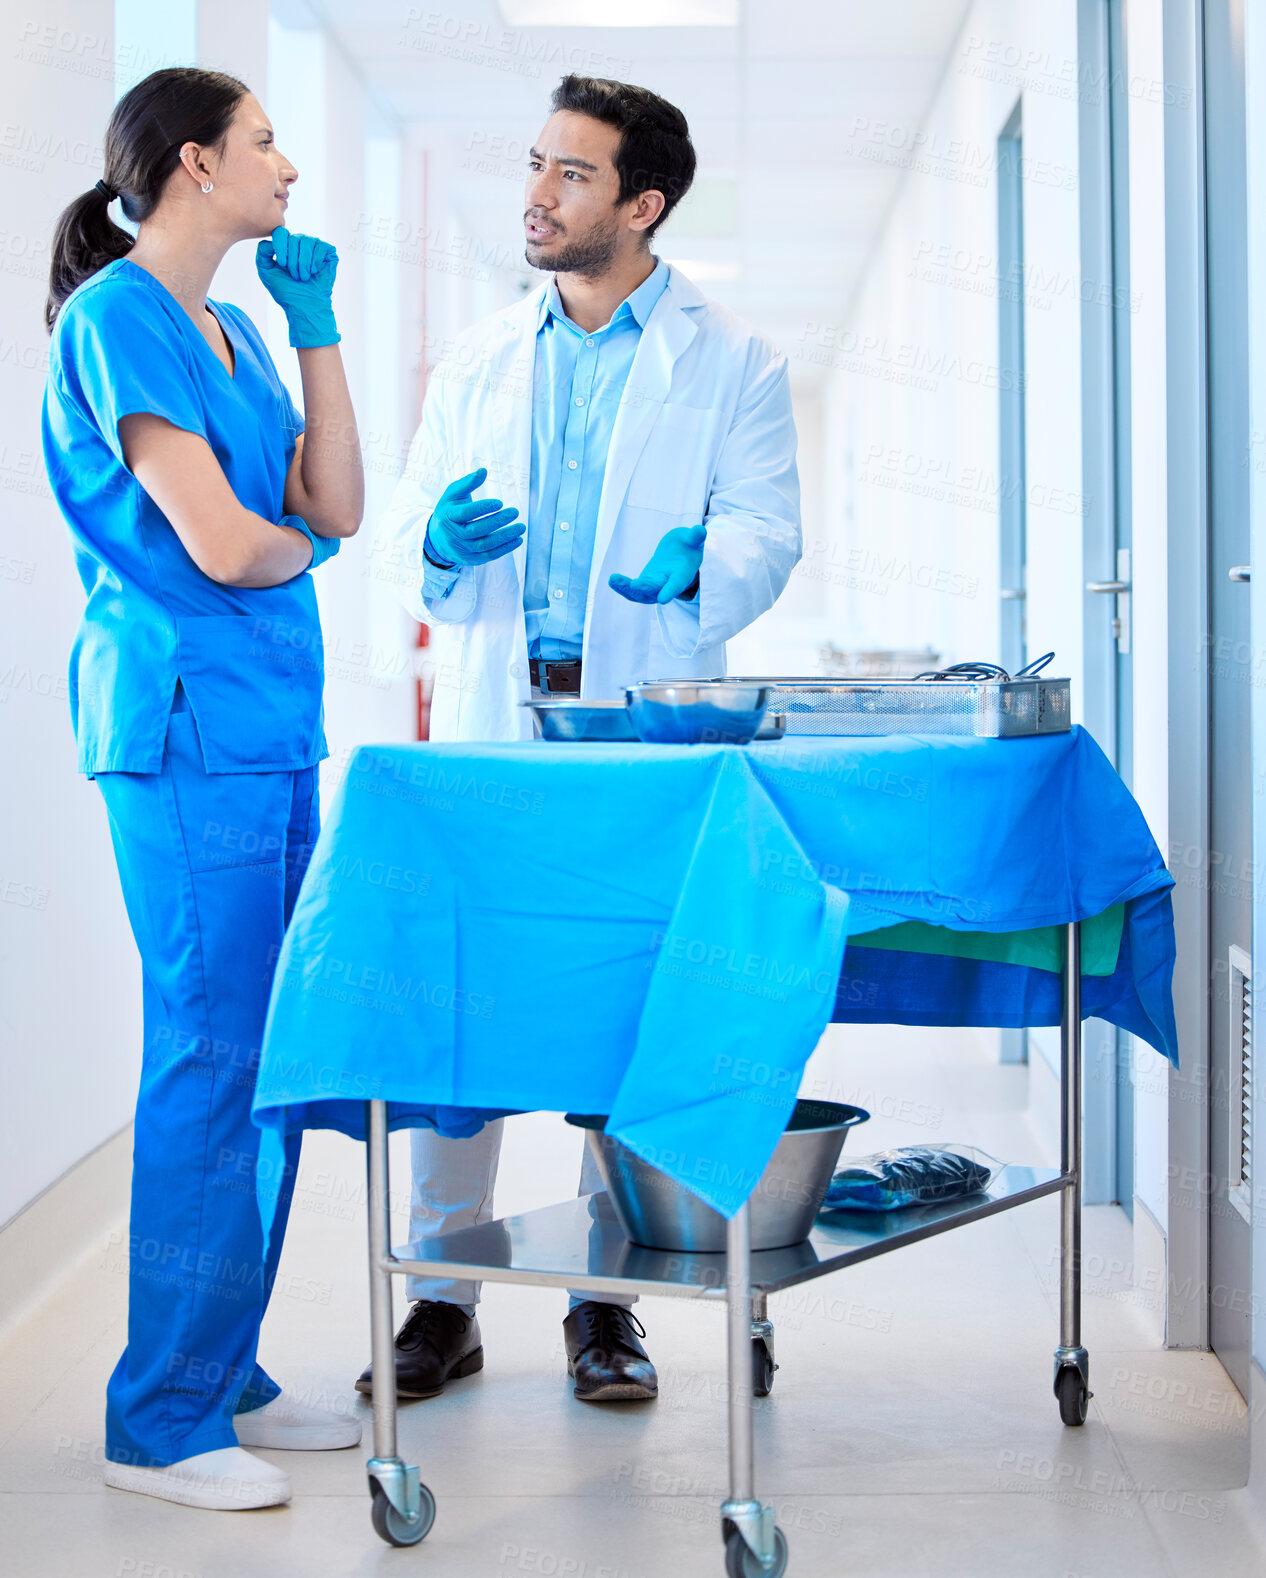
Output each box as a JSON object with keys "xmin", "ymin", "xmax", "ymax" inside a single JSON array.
[{"xmin": 358, "ymin": 922, "xmax": 1092, "ymax": 1576}]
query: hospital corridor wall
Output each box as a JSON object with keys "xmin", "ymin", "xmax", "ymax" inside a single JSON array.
[
  {"xmin": 813, "ymin": 0, "xmax": 1185, "ymax": 1341},
  {"xmin": 0, "ymin": 0, "xmax": 425, "ymax": 1318},
  {"xmin": 0, "ymin": 0, "xmax": 145, "ymax": 1314}
]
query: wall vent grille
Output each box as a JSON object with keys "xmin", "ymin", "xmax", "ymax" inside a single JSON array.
[{"xmin": 1229, "ymin": 945, "xmax": 1252, "ymax": 1225}]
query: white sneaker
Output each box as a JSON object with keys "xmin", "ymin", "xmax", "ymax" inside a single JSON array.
[
  {"xmin": 103, "ymin": 1446, "xmax": 291, "ymax": 1510},
  {"xmin": 234, "ymin": 1392, "xmax": 363, "ymax": 1451}
]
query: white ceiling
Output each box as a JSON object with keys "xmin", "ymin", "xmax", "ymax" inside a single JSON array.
[{"xmin": 301, "ymin": 0, "xmax": 975, "ymax": 363}]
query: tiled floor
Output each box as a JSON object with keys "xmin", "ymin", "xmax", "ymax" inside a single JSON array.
[{"xmin": 2, "ymin": 1025, "xmax": 1263, "ymax": 1577}]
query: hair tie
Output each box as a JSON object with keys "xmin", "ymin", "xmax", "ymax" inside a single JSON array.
[{"xmin": 95, "ymin": 178, "xmax": 117, "ymax": 201}]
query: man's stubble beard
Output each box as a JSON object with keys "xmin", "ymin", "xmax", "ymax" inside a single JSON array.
[{"xmin": 525, "ymin": 210, "xmax": 621, "ymax": 279}]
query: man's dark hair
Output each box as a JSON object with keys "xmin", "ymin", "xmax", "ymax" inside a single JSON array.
[{"xmin": 550, "ymin": 75, "xmax": 696, "ymax": 239}]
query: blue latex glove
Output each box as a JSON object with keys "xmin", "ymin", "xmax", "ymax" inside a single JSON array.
[
  {"xmin": 282, "ymin": 512, "xmax": 340, "ymax": 570},
  {"xmin": 255, "ymin": 227, "xmax": 340, "ymax": 349},
  {"xmin": 425, "ymin": 467, "xmax": 523, "ymax": 568},
  {"xmin": 608, "ymin": 524, "xmax": 706, "ymax": 604}
]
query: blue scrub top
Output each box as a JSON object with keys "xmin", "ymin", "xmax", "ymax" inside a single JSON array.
[{"xmin": 42, "ymin": 257, "xmax": 327, "ymax": 776}]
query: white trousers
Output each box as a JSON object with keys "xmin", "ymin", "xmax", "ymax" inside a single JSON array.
[
  {"xmin": 405, "ymin": 686, "xmax": 632, "ymax": 1315},
  {"xmin": 404, "ymin": 1119, "xmax": 634, "ymax": 1313}
]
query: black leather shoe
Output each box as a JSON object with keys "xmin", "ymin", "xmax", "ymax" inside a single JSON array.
[
  {"xmin": 354, "ymin": 1300, "xmax": 483, "ymax": 1400},
  {"xmin": 563, "ymin": 1302, "xmax": 658, "ymax": 1402}
]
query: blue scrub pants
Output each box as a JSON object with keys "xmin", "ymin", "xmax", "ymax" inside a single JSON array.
[{"xmin": 94, "ymin": 698, "xmax": 318, "ymax": 1467}]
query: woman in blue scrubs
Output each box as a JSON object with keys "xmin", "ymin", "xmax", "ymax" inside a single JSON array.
[{"xmin": 42, "ymin": 67, "xmax": 363, "ymax": 1511}]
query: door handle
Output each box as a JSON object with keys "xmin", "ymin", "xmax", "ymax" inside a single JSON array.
[
  {"xmin": 1088, "ymin": 549, "xmax": 1132, "ymax": 655},
  {"xmin": 1229, "ymin": 565, "xmax": 1251, "ymax": 582}
]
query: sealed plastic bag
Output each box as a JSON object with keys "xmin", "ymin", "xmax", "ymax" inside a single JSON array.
[{"xmin": 821, "ymin": 1145, "xmax": 1003, "ymax": 1212}]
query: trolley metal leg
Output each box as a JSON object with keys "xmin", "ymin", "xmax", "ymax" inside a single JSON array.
[
  {"xmin": 751, "ymin": 1289, "xmax": 777, "ymax": 1397},
  {"xmin": 720, "ymin": 1201, "xmax": 786, "ymax": 1574},
  {"xmin": 364, "ymin": 1100, "xmax": 435, "ymax": 1546},
  {"xmin": 1053, "ymin": 923, "xmax": 1092, "ymax": 1426}
]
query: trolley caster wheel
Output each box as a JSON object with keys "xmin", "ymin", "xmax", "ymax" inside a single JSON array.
[
  {"xmin": 1055, "ymin": 1366, "xmax": 1090, "ymax": 1427},
  {"xmin": 752, "ymin": 1339, "xmax": 777, "ymax": 1397},
  {"xmin": 370, "ymin": 1482, "xmax": 436, "ymax": 1547},
  {"xmin": 724, "ymin": 1526, "xmax": 788, "ymax": 1577}
]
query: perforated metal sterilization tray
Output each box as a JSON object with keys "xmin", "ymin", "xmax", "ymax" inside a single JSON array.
[{"xmin": 726, "ymin": 676, "xmax": 1072, "ymax": 737}]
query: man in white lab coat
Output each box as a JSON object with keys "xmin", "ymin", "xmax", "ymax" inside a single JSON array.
[{"xmin": 362, "ymin": 75, "xmax": 800, "ymax": 1406}]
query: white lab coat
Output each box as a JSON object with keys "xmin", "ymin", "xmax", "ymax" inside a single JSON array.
[{"xmin": 376, "ymin": 264, "xmax": 801, "ymax": 742}]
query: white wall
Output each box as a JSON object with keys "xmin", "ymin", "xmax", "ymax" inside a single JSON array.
[
  {"xmin": 1122, "ymin": 0, "xmax": 1172, "ymax": 1238},
  {"xmin": 0, "ymin": 1, "xmax": 421, "ymax": 1227},
  {"xmin": 1236, "ymin": 42, "xmax": 1266, "ymax": 1499},
  {"xmin": 815, "ymin": 0, "xmax": 1085, "ymax": 684},
  {"xmin": 725, "ymin": 378, "xmax": 829, "ymax": 675},
  {"xmin": 266, "ymin": 15, "xmax": 416, "ymax": 773},
  {"xmin": 0, "ymin": 0, "xmax": 141, "ymax": 1229},
  {"xmin": 805, "ymin": 0, "xmax": 1183, "ymax": 1295},
  {"xmin": 785, "ymin": 0, "xmax": 1088, "ymax": 1065}
]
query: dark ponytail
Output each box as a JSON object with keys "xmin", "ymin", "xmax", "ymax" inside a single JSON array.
[{"xmin": 45, "ymin": 66, "xmax": 249, "ymax": 333}]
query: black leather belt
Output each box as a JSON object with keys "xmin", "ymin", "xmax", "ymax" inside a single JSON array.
[{"xmin": 529, "ymin": 658, "xmax": 583, "ymax": 695}]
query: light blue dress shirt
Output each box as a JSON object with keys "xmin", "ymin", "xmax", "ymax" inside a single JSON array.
[{"xmin": 423, "ymin": 259, "xmax": 669, "ymax": 660}]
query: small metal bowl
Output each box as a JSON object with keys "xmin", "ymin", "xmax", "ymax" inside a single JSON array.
[
  {"xmin": 522, "ymin": 699, "xmax": 637, "ymax": 742},
  {"xmin": 625, "ymin": 680, "xmax": 771, "ymax": 745},
  {"xmin": 566, "ymin": 1100, "xmax": 871, "ymax": 1252}
]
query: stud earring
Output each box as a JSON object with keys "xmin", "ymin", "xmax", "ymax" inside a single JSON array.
[{"xmin": 201, "ymin": 179, "xmax": 214, "ymax": 193}]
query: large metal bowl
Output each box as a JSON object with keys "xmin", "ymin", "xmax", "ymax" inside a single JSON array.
[
  {"xmin": 565, "ymin": 1099, "xmax": 870, "ymax": 1252},
  {"xmin": 626, "ymin": 680, "xmax": 771, "ymax": 745},
  {"xmin": 522, "ymin": 699, "xmax": 637, "ymax": 742}
]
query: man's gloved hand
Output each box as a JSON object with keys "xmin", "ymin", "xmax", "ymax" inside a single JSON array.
[
  {"xmin": 608, "ymin": 524, "xmax": 706, "ymax": 604},
  {"xmin": 425, "ymin": 467, "xmax": 524, "ymax": 568},
  {"xmin": 255, "ymin": 226, "xmax": 340, "ymax": 348}
]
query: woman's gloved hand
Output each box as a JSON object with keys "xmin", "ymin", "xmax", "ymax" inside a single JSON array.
[
  {"xmin": 255, "ymin": 226, "xmax": 340, "ymax": 348},
  {"xmin": 424, "ymin": 467, "xmax": 523, "ymax": 568},
  {"xmin": 608, "ymin": 524, "xmax": 706, "ymax": 604},
  {"xmin": 282, "ymin": 513, "xmax": 340, "ymax": 570}
]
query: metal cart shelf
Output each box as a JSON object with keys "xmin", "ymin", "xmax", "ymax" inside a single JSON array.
[{"xmin": 361, "ymin": 922, "xmax": 1090, "ymax": 1574}]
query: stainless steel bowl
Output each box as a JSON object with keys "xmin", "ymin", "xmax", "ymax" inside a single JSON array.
[
  {"xmin": 523, "ymin": 699, "xmax": 637, "ymax": 742},
  {"xmin": 625, "ymin": 680, "xmax": 771, "ymax": 745},
  {"xmin": 565, "ymin": 1100, "xmax": 870, "ymax": 1252}
]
